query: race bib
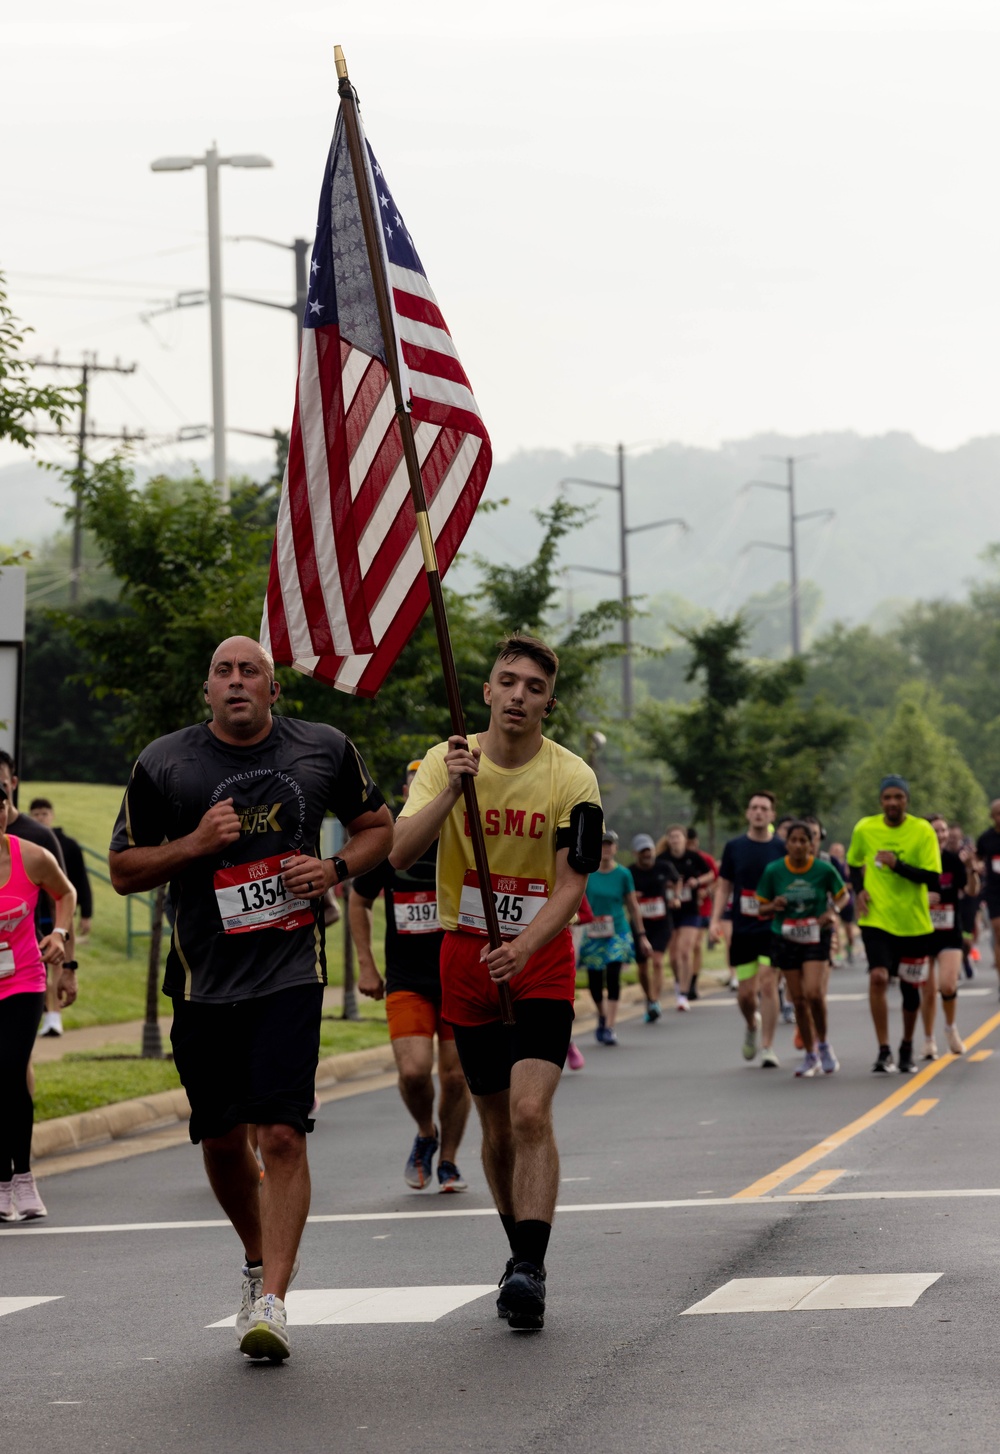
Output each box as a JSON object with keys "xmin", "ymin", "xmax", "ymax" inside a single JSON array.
[
  {"xmin": 992, "ymin": 856, "xmax": 1000, "ymax": 875},
  {"xmin": 457, "ymin": 871, "xmax": 548, "ymax": 938},
  {"xmin": 678, "ymin": 885, "xmax": 693, "ymax": 903},
  {"xmin": 638, "ymin": 896, "xmax": 666, "ymax": 920},
  {"xmin": 0, "ymin": 942, "xmax": 14, "ymax": 980},
  {"xmin": 739, "ymin": 893, "xmax": 760, "ymax": 918},
  {"xmin": 781, "ymin": 917, "xmax": 821, "ymax": 944},
  {"xmin": 585, "ymin": 914, "xmax": 615, "ymax": 939},
  {"xmin": 930, "ymin": 906, "xmax": 955, "ymax": 931},
  {"xmin": 898, "ymin": 957, "xmax": 929, "ymax": 985},
  {"xmin": 393, "ymin": 891, "xmax": 441, "ymax": 935},
  {"xmin": 213, "ymin": 852, "xmax": 313, "ymax": 935}
]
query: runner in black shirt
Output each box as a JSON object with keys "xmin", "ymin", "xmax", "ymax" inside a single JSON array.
[
  {"xmin": 352, "ymin": 760, "xmax": 470, "ymax": 1195},
  {"xmin": 975, "ymin": 800, "xmax": 1000, "ymax": 998},
  {"xmin": 710, "ymin": 792, "xmax": 784, "ymax": 1067},
  {"xmin": 656, "ymin": 826, "xmax": 714, "ymax": 1011},
  {"xmin": 629, "ymin": 833, "xmax": 680, "ymax": 1022},
  {"xmin": 922, "ymin": 815, "xmax": 975, "ymax": 1057},
  {"xmin": 109, "ymin": 636, "xmax": 393, "ymax": 1363}
]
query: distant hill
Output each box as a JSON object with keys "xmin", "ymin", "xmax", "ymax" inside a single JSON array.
[{"xmin": 7, "ymin": 431, "xmax": 999, "ymax": 635}]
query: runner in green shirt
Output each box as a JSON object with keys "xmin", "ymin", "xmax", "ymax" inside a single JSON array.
[
  {"xmin": 847, "ymin": 775, "xmax": 940, "ymax": 1074},
  {"xmin": 757, "ymin": 823, "xmax": 848, "ymax": 1077}
]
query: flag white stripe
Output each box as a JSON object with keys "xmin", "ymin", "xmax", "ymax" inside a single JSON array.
[
  {"xmin": 341, "ymin": 346, "xmax": 370, "ymax": 413},
  {"xmin": 349, "ymin": 382, "xmax": 396, "ymax": 501},
  {"xmin": 358, "ymin": 421, "xmax": 439, "ymax": 574},
  {"xmin": 388, "ymin": 264, "xmax": 440, "ymax": 308},
  {"xmin": 297, "ymin": 339, "xmax": 354, "ymax": 656},
  {"xmin": 273, "ymin": 457, "xmax": 313, "ymax": 657},
  {"xmin": 409, "ymin": 370, "xmax": 482, "ymax": 419},
  {"xmin": 394, "ymin": 316, "xmax": 462, "ymax": 362}
]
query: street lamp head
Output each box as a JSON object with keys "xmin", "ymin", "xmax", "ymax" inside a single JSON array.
[
  {"xmin": 150, "ymin": 156, "xmax": 197, "ymax": 171},
  {"xmin": 228, "ymin": 154, "xmax": 274, "ymax": 169}
]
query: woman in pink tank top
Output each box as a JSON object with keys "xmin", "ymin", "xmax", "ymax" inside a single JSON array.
[{"xmin": 0, "ymin": 783, "xmax": 76, "ymax": 1221}]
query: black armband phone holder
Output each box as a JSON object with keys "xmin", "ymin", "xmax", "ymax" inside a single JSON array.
[{"xmin": 564, "ymin": 801, "xmax": 604, "ymax": 875}]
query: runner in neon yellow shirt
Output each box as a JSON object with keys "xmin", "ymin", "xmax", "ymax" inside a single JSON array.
[{"xmin": 847, "ymin": 775, "xmax": 940, "ymax": 1074}]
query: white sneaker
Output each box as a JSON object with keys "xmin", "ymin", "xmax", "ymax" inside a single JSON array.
[
  {"xmin": 675, "ymin": 994, "xmax": 690, "ymax": 1012},
  {"xmin": 240, "ymin": 1294, "xmax": 291, "ymax": 1361},
  {"xmin": 40, "ymin": 1011, "xmax": 63, "ymax": 1038},
  {"xmin": 922, "ymin": 1036, "xmax": 938, "ymax": 1061},
  {"xmin": 11, "ymin": 1172, "xmax": 47, "ymax": 1219},
  {"xmin": 761, "ymin": 1046, "xmax": 780, "ymax": 1069},
  {"xmin": 235, "ymin": 1255, "xmax": 299, "ymax": 1342},
  {"xmin": 946, "ymin": 1024, "xmax": 965, "ymax": 1056},
  {"xmin": 795, "ymin": 1050, "xmax": 820, "ymax": 1078},
  {"xmin": 742, "ymin": 1010, "xmax": 762, "ymax": 1061},
  {"xmin": 0, "ymin": 1180, "xmax": 17, "ymax": 1221}
]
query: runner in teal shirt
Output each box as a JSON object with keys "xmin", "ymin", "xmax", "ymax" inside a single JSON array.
[{"xmin": 578, "ymin": 832, "xmax": 649, "ymax": 1045}]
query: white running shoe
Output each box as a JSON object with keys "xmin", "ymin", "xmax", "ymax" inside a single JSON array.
[
  {"xmin": 946, "ymin": 1024, "xmax": 965, "ymax": 1056},
  {"xmin": 816, "ymin": 1041, "xmax": 840, "ymax": 1075},
  {"xmin": 676, "ymin": 994, "xmax": 690, "ymax": 1012},
  {"xmin": 761, "ymin": 1046, "xmax": 780, "ymax": 1069},
  {"xmin": 240, "ymin": 1294, "xmax": 290, "ymax": 1361},
  {"xmin": 0, "ymin": 1180, "xmax": 16, "ymax": 1221},
  {"xmin": 742, "ymin": 1010, "xmax": 762, "ymax": 1061},
  {"xmin": 922, "ymin": 1036, "xmax": 938, "ymax": 1061},
  {"xmin": 236, "ymin": 1255, "xmax": 299, "ymax": 1342},
  {"xmin": 39, "ymin": 1011, "xmax": 63, "ymax": 1038},
  {"xmin": 795, "ymin": 1051, "xmax": 820, "ymax": 1078},
  {"xmin": 11, "ymin": 1173, "xmax": 47, "ymax": 1219}
]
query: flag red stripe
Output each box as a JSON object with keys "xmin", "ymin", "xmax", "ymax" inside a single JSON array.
[
  {"xmin": 350, "ymin": 417, "xmax": 406, "ymax": 538},
  {"xmin": 392, "ymin": 288, "xmax": 451, "ymax": 335},
  {"xmin": 400, "ymin": 340, "xmax": 472, "ymax": 391},
  {"xmin": 284, "ymin": 381, "xmax": 337, "ymax": 656}
]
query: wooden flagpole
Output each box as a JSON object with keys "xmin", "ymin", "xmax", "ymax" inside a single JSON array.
[{"xmin": 335, "ymin": 46, "xmax": 515, "ymax": 1026}]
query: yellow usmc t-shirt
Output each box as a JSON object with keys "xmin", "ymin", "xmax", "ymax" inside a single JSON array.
[{"xmin": 399, "ymin": 734, "xmax": 601, "ymax": 933}]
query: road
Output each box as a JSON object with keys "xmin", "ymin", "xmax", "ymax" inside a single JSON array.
[{"xmin": 5, "ymin": 959, "xmax": 1000, "ymax": 1453}]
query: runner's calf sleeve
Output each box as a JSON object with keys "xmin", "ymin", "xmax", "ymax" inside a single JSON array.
[
  {"xmin": 900, "ymin": 980, "xmax": 921, "ymax": 1012},
  {"xmin": 941, "ymin": 991, "xmax": 958, "ymax": 1002}
]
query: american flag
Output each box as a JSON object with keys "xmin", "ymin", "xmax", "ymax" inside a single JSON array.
[{"xmin": 261, "ymin": 104, "xmax": 492, "ymax": 697}]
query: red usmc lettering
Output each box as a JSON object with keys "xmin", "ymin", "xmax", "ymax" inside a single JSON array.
[{"xmin": 462, "ymin": 810, "xmax": 547, "ymax": 839}]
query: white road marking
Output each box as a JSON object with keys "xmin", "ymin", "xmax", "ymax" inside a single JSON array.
[
  {"xmin": 209, "ymin": 1285, "xmax": 495, "ymax": 1327},
  {"xmin": 682, "ymin": 1273, "xmax": 941, "ymax": 1314},
  {"xmin": 0, "ymin": 1296, "xmax": 63, "ymax": 1318},
  {"xmin": 698, "ymin": 989, "xmax": 993, "ymax": 1005},
  {"xmin": 8, "ymin": 1187, "xmax": 1000, "ymax": 1238}
]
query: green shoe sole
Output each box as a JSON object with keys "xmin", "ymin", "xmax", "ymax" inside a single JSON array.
[{"xmin": 239, "ymin": 1324, "xmax": 290, "ymax": 1361}]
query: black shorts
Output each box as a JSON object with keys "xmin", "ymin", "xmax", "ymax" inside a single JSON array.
[
  {"xmin": 860, "ymin": 927, "xmax": 936, "ymax": 977},
  {"xmin": 729, "ymin": 930, "xmax": 774, "ymax": 970},
  {"xmin": 170, "ymin": 982, "xmax": 323, "ymax": 1143},
  {"xmin": 636, "ymin": 918, "xmax": 672, "ymax": 957},
  {"xmin": 450, "ymin": 998, "xmax": 574, "ymax": 1097},
  {"xmin": 985, "ymin": 893, "xmax": 1000, "ymax": 923},
  {"xmin": 839, "ymin": 899, "xmax": 855, "ymax": 925},
  {"xmin": 931, "ymin": 928, "xmax": 964, "ymax": 956},
  {"xmin": 771, "ymin": 932, "xmax": 833, "ymax": 972},
  {"xmin": 959, "ymin": 897, "xmax": 980, "ymax": 934}
]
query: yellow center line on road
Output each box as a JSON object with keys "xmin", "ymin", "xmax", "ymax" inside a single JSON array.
[
  {"xmin": 969, "ymin": 1049, "xmax": 993, "ymax": 1062},
  {"xmin": 904, "ymin": 1098, "xmax": 939, "ymax": 1117},
  {"xmin": 788, "ymin": 1168, "xmax": 845, "ymax": 1195},
  {"xmin": 732, "ymin": 1007, "xmax": 1000, "ymax": 1199}
]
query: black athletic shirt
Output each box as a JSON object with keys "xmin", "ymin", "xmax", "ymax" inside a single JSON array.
[
  {"xmin": 659, "ymin": 848, "xmax": 712, "ymax": 912},
  {"xmin": 719, "ymin": 833, "xmax": 785, "ymax": 934},
  {"xmin": 937, "ymin": 849, "xmax": 967, "ymax": 907},
  {"xmin": 976, "ymin": 828, "xmax": 1000, "ymax": 899},
  {"xmin": 110, "ymin": 718, "xmax": 384, "ymax": 1003},
  {"xmin": 353, "ymin": 845, "xmax": 444, "ymax": 998},
  {"xmin": 9, "ymin": 813, "xmax": 66, "ymax": 936},
  {"xmin": 629, "ymin": 860, "xmax": 680, "ymax": 925}
]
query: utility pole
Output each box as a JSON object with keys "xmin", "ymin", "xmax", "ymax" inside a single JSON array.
[
  {"xmin": 31, "ymin": 354, "xmax": 141, "ymax": 603},
  {"xmin": 742, "ymin": 455, "xmax": 835, "ymax": 656},
  {"xmin": 230, "ymin": 235, "xmax": 311, "ymax": 351},
  {"xmin": 151, "ymin": 144, "xmax": 273, "ymax": 504},
  {"xmin": 562, "ymin": 443, "xmax": 689, "ymax": 719}
]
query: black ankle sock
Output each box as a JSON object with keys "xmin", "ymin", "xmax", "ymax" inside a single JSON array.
[
  {"xmin": 499, "ymin": 1213, "xmax": 517, "ymax": 1253},
  {"xmin": 513, "ymin": 1219, "xmax": 551, "ymax": 1270}
]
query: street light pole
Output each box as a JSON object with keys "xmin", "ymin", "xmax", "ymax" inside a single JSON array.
[
  {"xmin": 562, "ymin": 442, "xmax": 689, "ymax": 719},
  {"xmin": 150, "ymin": 145, "xmax": 273, "ymax": 507},
  {"xmin": 204, "ymin": 144, "xmax": 227, "ymax": 498},
  {"xmin": 229, "ymin": 234, "xmax": 312, "ymax": 353}
]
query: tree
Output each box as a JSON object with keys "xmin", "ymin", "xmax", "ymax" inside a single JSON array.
[
  {"xmin": 60, "ymin": 459, "xmax": 274, "ymax": 1056},
  {"xmin": 0, "ymin": 273, "xmax": 77, "ymax": 454},
  {"xmin": 851, "ymin": 683, "xmax": 988, "ymax": 829},
  {"xmin": 639, "ymin": 616, "xmax": 855, "ymax": 848}
]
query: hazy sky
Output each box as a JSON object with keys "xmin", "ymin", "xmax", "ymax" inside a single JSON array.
[{"xmin": 4, "ymin": 0, "xmax": 1000, "ymax": 482}]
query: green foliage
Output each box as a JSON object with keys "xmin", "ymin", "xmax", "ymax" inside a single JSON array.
[
  {"xmin": 0, "ymin": 273, "xmax": 77, "ymax": 452},
  {"xmin": 639, "ymin": 616, "xmax": 855, "ymax": 846},
  {"xmin": 851, "ymin": 682, "xmax": 988, "ymax": 828}
]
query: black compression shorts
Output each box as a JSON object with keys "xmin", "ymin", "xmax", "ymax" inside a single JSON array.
[
  {"xmin": 770, "ymin": 932, "xmax": 833, "ymax": 971},
  {"xmin": 450, "ymin": 998, "xmax": 574, "ymax": 1097},
  {"xmin": 170, "ymin": 982, "xmax": 323, "ymax": 1143},
  {"xmin": 729, "ymin": 929, "xmax": 774, "ymax": 969},
  {"xmin": 931, "ymin": 928, "xmax": 964, "ymax": 955},
  {"xmin": 860, "ymin": 927, "xmax": 935, "ymax": 976},
  {"xmin": 636, "ymin": 919, "xmax": 671, "ymax": 957}
]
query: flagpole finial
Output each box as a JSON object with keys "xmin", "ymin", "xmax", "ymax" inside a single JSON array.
[{"xmin": 334, "ymin": 45, "xmax": 348, "ymax": 79}]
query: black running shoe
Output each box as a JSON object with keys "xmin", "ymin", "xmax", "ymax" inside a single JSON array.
[
  {"xmin": 496, "ymin": 1261, "xmax": 546, "ymax": 1330},
  {"xmin": 872, "ymin": 1045, "xmax": 897, "ymax": 1074},
  {"xmin": 496, "ymin": 1258, "xmax": 515, "ymax": 1320},
  {"xmin": 898, "ymin": 1040, "xmax": 917, "ymax": 1074}
]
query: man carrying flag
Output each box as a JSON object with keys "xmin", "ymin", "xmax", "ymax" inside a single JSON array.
[{"xmin": 391, "ymin": 634, "xmax": 603, "ymax": 1331}]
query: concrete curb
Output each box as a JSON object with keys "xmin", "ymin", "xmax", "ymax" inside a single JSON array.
[{"xmin": 31, "ymin": 978, "xmax": 708, "ymax": 1164}]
